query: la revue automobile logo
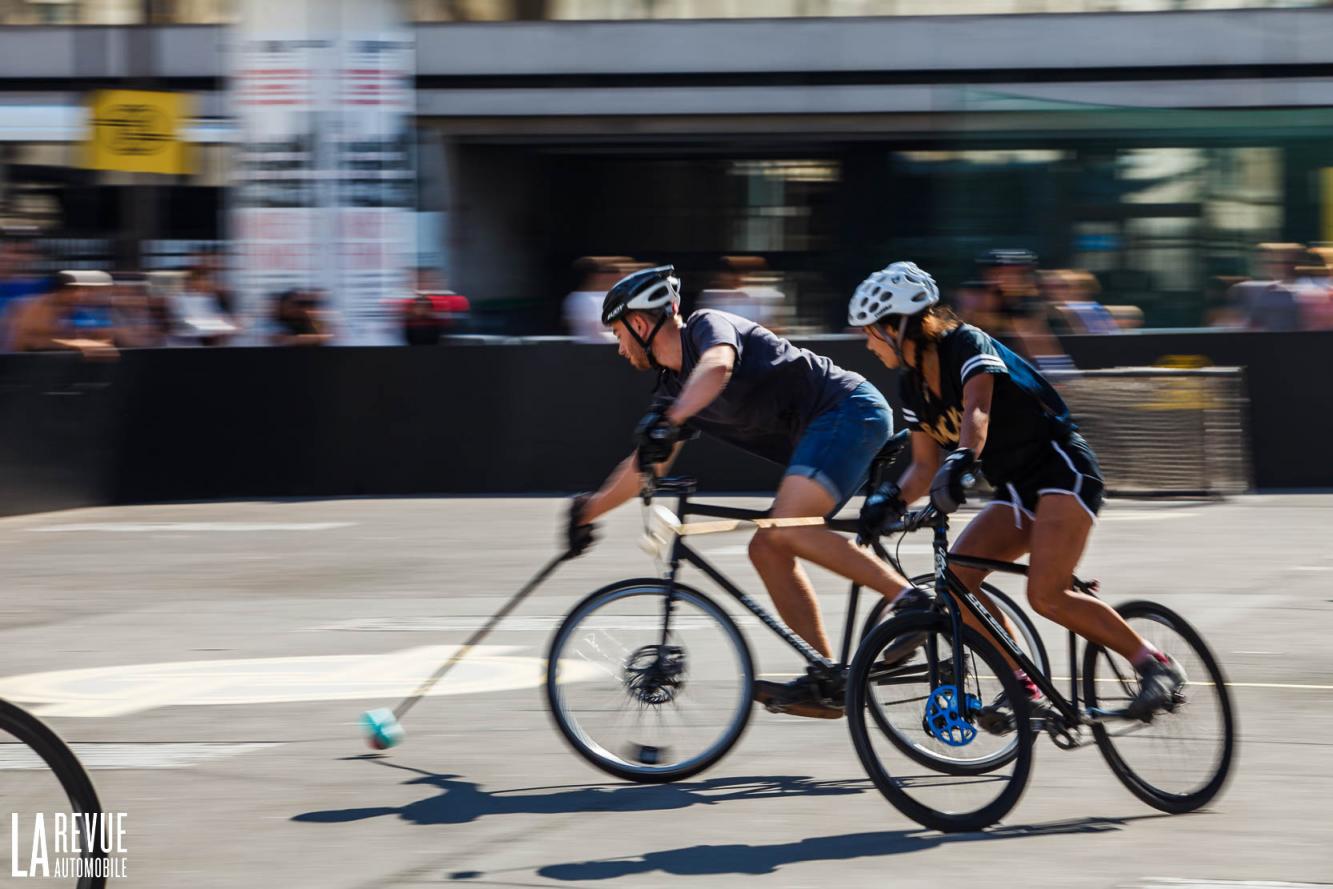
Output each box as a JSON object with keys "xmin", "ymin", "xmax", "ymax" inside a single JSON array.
[{"xmin": 8, "ymin": 811, "xmax": 129, "ymax": 880}]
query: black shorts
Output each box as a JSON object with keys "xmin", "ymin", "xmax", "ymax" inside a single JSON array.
[{"xmin": 988, "ymin": 433, "xmax": 1105, "ymax": 524}]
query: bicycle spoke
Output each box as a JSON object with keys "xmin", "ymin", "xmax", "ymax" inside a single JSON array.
[
  {"xmin": 549, "ymin": 584, "xmax": 752, "ymax": 781},
  {"xmin": 1086, "ymin": 605, "xmax": 1235, "ymax": 812},
  {"xmin": 849, "ymin": 613, "xmax": 1033, "ymax": 832}
]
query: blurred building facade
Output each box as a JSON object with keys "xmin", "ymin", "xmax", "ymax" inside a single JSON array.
[{"xmin": 0, "ymin": 1, "xmax": 1331, "ymax": 331}]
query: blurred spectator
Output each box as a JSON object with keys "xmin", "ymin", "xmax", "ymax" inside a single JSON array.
[
  {"xmin": 109, "ymin": 274, "xmax": 166, "ymax": 349},
  {"xmin": 0, "ymin": 231, "xmax": 51, "ymax": 347},
  {"xmin": 563, "ymin": 256, "xmax": 630, "ymax": 342},
  {"xmin": 271, "ymin": 288, "xmax": 334, "ymax": 346},
  {"xmin": 403, "ymin": 293, "xmax": 442, "ymax": 346},
  {"xmin": 1229, "ymin": 243, "xmax": 1305, "ymax": 332},
  {"xmin": 0, "ymin": 230, "xmax": 47, "ymax": 306},
  {"xmin": 8, "ymin": 270, "xmax": 119, "ymax": 359},
  {"xmin": 977, "ymin": 248, "xmax": 1043, "ymax": 338},
  {"xmin": 1205, "ymin": 275, "xmax": 1248, "ymax": 328},
  {"xmin": 1294, "ymin": 249, "xmax": 1333, "ymax": 330},
  {"xmin": 195, "ymin": 250, "xmax": 237, "ymax": 316},
  {"xmin": 1105, "ymin": 305, "xmax": 1145, "ymax": 330},
  {"xmin": 144, "ymin": 271, "xmax": 183, "ymax": 342},
  {"xmin": 953, "ymin": 279, "xmax": 1004, "ymax": 331},
  {"xmin": 1041, "ymin": 269, "xmax": 1119, "ymax": 334},
  {"xmin": 414, "ymin": 266, "xmax": 446, "ymax": 294},
  {"xmin": 392, "ymin": 267, "xmax": 470, "ymax": 340},
  {"xmin": 697, "ymin": 255, "xmax": 788, "ymax": 331},
  {"xmin": 172, "ymin": 265, "xmax": 238, "ymax": 346},
  {"xmin": 977, "ymin": 248, "xmax": 1072, "ymax": 370}
]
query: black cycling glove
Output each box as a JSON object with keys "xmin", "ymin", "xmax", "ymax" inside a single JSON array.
[
  {"xmin": 566, "ymin": 493, "xmax": 598, "ymax": 557},
  {"xmin": 930, "ymin": 448, "xmax": 978, "ymax": 514},
  {"xmin": 635, "ymin": 409, "xmax": 684, "ymax": 469},
  {"xmin": 858, "ymin": 481, "xmax": 907, "ymax": 544}
]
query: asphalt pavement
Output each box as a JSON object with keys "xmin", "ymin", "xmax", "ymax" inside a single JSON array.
[{"xmin": 0, "ymin": 493, "xmax": 1329, "ymax": 888}]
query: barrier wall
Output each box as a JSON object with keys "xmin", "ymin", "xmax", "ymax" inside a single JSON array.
[{"xmin": 0, "ymin": 330, "xmax": 1322, "ymax": 518}]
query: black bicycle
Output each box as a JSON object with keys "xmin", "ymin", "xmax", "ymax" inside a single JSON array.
[
  {"xmin": 0, "ymin": 699, "xmax": 108, "ymax": 887},
  {"xmin": 845, "ymin": 503, "xmax": 1237, "ymax": 832},
  {"xmin": 544, "ymin": 434, "xmax": 1048, "ymax": 783}
]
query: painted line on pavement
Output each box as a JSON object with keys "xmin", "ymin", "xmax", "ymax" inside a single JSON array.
[
  {"xmin": 25, "ymin": 522, "xmax": 355, "ymax": 533},
  {"xmin": 0, "ymin": 646, "xmax": 601, "ymax": 718},
  {"xmin": 771, "ymin": 672, "xmax": 1333, "ymax": 691},
  {"xmin": 0, "ymin": 742, "xmax": 280, "ymax": 770},
  {"xmin": 1132, "ymin": 879, "xmax": 1331, "ymax": 889}
]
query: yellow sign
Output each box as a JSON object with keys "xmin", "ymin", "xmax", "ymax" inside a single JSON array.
[{"xmin": 85, "ymin": 90, "xmax": 192, "ymax": 175}]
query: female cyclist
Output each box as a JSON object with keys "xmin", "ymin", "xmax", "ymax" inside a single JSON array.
[{"xmin": 850, "ymin": 261, "xmax": 1184, "ymax": 730}]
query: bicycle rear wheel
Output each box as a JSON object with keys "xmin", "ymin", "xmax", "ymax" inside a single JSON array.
[
  {"xmin": 546, "ymin": 579, "xmax": 753, "ymax": 783},
  {"xmin": 0, "ymin": 700, "xmax": 107, "ymax": 888},
  {"xmin": 847, "ymin": 612, "xmax": 1033, "ymax": 832},
  {"xmin": 1083, "ymin": 600, "xmax": 1236, "ymax": 814}
]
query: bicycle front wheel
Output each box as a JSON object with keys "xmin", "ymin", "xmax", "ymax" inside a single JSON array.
[
  {"xmin": 1083, "ymin": 600, "xmax": 1236, "ymax": 814},
  {"xmin": 546, "ymin": 579, "xmax": 753, "ymax": 783},
  {"xmin": 847, "ymin": 612, "xmax": 1033, "ymax": 832},
  {"xmin": 0, "ymin": 700, "xmax": 108, "ymax": 888}
]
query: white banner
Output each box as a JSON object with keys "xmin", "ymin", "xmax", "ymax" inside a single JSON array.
[{"xmin": 231, "ymin": 0, "xmax": 414, "ymax": 346}]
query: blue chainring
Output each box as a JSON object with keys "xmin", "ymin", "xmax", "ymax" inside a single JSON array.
[{"xmin": 923, "ymin": 684, "xmax": 983, "ymax": 747}]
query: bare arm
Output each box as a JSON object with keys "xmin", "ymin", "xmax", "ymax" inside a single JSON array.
[
  {"xmin": 580, "ymin": 441, "xmax": 686, "ymax": 524},
  {"xmin": 664, "ymin": 344, "xmax": 735, "ymax": 425},
  {"xmin": 957, "ymin": 373, "xmax": 994, "ymax": 457},
  {"xmin": 580, "ymin": 345, "xmax": 734, "ymax": 524},
  {"xmin": 895, "ymin": 432, "xmax": 944, "ymax": 505}
]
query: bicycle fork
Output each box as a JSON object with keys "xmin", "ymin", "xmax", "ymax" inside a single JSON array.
[{"xmin": 930, "ymin": 522, "xmax": 970, "ymax": 705}]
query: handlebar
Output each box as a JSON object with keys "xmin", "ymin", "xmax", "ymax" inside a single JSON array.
[{"xmin": 642, "ymin": 475, "xmax": 697, "ymax": 498}]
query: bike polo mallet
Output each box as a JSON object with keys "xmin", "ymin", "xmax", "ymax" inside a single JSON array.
[{"xmin": 359, "ymin": 549, "xmax": 572, "ymax": 750}]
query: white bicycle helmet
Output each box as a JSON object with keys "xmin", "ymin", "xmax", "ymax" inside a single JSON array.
[
  {"xmin": 847, "ymin": 261, "xmax": 940, "ymax": 327},
  {"xmin": 602, "ymin": 264, "xmax": 682, "ymax": 370}
]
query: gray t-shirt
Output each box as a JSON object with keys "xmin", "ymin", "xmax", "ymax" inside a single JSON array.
[{"xmin": 658, "ymin": 309, "xmax": 865, "ymax": 465}]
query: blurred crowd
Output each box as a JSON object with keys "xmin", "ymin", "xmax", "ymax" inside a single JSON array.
[
  {"xmin": 563, "ymin": 254, "xmax": 792, "ymax": 343},
  {"xmin": 5, "ymin": 228, "xmax": 1333, "ymax": 357},
  {"xmin": 0, "ymin": 231, "xmax": 475, "ymax": 354},
  {"xmin": 1207, "ymin": 243, "xmax": 1333, "ymax": 332}
]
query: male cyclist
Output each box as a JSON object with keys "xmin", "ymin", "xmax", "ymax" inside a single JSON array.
[
  {"xmin": 850, "ymin": 261, "xmax": 1186, "ymax": 729},
  {"xmin": 568, "ymin": 264, "xmax": 928, "ymax": 719}
]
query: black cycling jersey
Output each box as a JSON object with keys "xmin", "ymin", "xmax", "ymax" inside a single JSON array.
[
  {"xmin": 657, "ymin": 309, "xmax": 865, "ymax": 466},
  {"xmin": 898, "ymin": 324, "xmax": 1075, "ymax": 484}
]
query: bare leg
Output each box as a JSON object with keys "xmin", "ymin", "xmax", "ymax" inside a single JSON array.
[
  {"xmin": 749, "ymin": 476, "xmax": 916, "ymax": 659},
  {"xmin": 1027, "ymin": 494, "xmax": 1144, "ymax": 662},
  {"xmin": 948, "ymin": 504, "xmax": 1033, "ymax": 672}
]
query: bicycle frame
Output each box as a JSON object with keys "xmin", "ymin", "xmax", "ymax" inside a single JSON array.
[
  {"xmin": 926, "ymin": 513, "xmax": 1107, "ymax": 732},
  {"xmin": 643, "ymin": 476, "xmax": 1116, "ymax": 730},
  {"xmin": 652, "ymin": 479, "xmax": 851, "ymax": 675}
]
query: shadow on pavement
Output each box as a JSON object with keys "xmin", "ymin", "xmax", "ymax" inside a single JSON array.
[
  {"xmin": 530, "ymin": 814, "xmax": 1164, "ymax": 881},
  {"xmin": 292, "ymin": 757, "xmax": 870, "ymax": 827}
]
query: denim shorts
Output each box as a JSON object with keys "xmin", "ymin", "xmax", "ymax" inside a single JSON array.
[{"xmin": 785, "ymin": 381, "xmax": 893, "ymax": 510}]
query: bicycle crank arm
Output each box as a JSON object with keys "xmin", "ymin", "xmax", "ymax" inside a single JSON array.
[{"xmin": 1084, "ymin": 706, "xmax": 1142, "ymax": 725}]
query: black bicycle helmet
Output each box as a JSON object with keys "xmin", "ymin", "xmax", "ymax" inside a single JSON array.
[{"xmin": 601, "ymin": 265, "xmax": 681, "ymax": 370}]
